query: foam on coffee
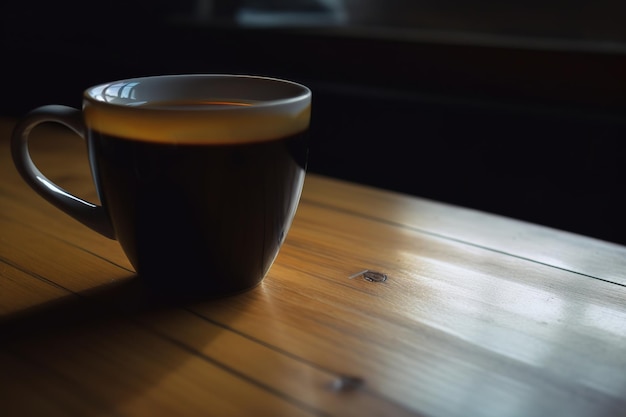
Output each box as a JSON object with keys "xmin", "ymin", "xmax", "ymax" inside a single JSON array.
[{"xmin": 83, "ymin": 75, "xmax": 311, "ymax": 145}]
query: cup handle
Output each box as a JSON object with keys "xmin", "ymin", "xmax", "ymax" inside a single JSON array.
[{"xmin": 11, "ymin": 105, "xmax": 115, "ymax": 239}]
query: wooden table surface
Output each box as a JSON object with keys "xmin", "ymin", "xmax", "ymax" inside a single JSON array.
[{"xmin": 1, "ymin": 116, "xmax": 626, "ymax": 417}]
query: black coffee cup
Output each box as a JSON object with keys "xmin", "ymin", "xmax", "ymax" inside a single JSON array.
[{"xmin": 11, "ymin": 74, "xmax": 311, "ymax": 297}]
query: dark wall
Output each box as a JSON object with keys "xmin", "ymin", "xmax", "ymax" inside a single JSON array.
[{"xmin": 3, "ymin": 1, "xmax": 626, "ymax": 244}]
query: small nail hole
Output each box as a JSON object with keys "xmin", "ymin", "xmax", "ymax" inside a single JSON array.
[
  {"xmin": 329, "ymin": 375, "xmax": 364, "ymax": 392},
  {"xmin": 349, "ymin": 270, "xmax": 387, "ymax": 283}
]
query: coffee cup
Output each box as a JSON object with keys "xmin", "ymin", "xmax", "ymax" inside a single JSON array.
[{"xmin": 11, "ymin": 74, "xmax": 311, "ymax": 297}]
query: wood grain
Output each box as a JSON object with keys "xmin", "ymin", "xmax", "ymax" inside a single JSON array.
[{"xmin": 1, "ymin": 117, "xmax": 625, "ymax": 417}]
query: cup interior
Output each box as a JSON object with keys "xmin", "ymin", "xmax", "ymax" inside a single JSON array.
[{"xmin": 85, "ymin": 74, "xmax": 311, "ymax": 107}]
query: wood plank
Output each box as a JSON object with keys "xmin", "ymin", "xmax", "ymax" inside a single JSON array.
[
  {"xmin": 0, "ymin": 195, "xmax": 132, "ymax": 273},
  {"xmin": 0, "ymin": 216, "xmax": 132, "ymax": 293},
  {"xmin": 300, "ymin": 175, "xmax": 626, "ymax": 285},
  {"xmin": 142, "ymin": 309, "xmax": 418, "ymax": 417},
  {"xmin": 0, "ymin": 211, "xmax": 134, "ymax": 319},
  {"xmin": 0, "ymin": 259, "xmax": 69, "ymax": 316},
  {"xmin": 0, "ymin": 350, "xmax": 115, "ymax": 417},
  {"xmin": 2, "ymin": 321, "xmax": 317, "ymax": 417}
]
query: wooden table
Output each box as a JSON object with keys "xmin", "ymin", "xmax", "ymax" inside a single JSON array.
[{"xmin": 1, "ymin": 116, "xmax": 626, "ymax": 417}]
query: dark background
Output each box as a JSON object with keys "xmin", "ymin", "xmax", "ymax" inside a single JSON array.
[{"xmin": 2, "ymin": 0, "xmax": 626, "ymax": 244}]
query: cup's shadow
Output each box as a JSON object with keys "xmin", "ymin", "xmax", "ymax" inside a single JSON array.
[
  {"xmin": 1, "ymin": 275, "xmax": 218, "ymax": 339},
  {"xmin": 1, "ymin": 274, "xmax": 249, "ymax": 414}
]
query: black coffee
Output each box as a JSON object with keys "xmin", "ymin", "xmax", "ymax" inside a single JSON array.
[{"xmin": 88, "ymin": 128, "xmax": 307, "ymax": 295}]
